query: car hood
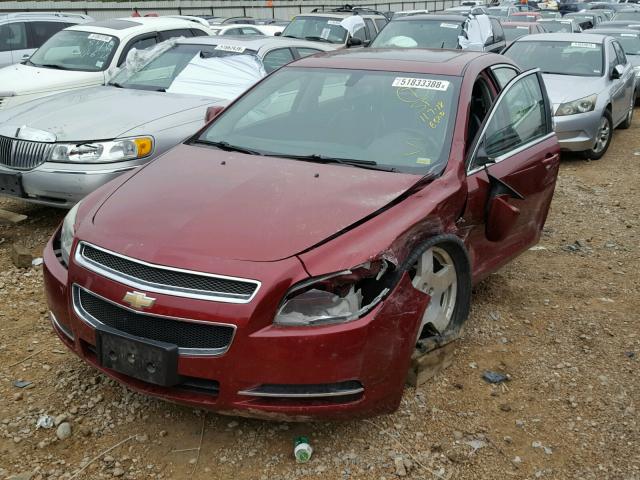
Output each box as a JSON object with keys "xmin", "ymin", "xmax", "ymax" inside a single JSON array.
[
  {"xmin": 0, "ymin": 86, "xmax": 225, "ymax": 141},
  {"xmin": 91, "ymin": 144, "xmax": 420, "ymax": 263},
  {"xmin": 543, "ymin": 73, "xmax": 604, "ymax": 106},
  {"xmin": 0, "ymin": 63, "xmax": 102, "ymax": 96}
]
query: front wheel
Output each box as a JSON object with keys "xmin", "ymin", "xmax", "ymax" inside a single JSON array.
[
  {"xmin": 583, "ymin": 111, "xmax": 612, "ymax": 160},
  {"xmin": 406, "ymin": 236, "xmax": 472, "ymax": 341}
]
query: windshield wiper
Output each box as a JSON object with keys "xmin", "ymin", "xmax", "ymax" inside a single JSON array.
[
  {"xmin": 194, "ymin": 140, "xmax": 263, "ymax": 156},
  {"xmin": 35, "ymin": 63, "xmax": 69, "ymax": 70},
  {"xmin": 304, "ymin": 36, "xmax": 333, "ymax": 43},
  {"xmin": 272, "ymin": 153, "xmax": 396, "ymax": 172},
  {"xmin": 109, "ymin": 82, "xmax": 124, "ymax": 88},
  {"xmin": 541, "ymin": 71, "xmax": 575, "ymax": 76}
]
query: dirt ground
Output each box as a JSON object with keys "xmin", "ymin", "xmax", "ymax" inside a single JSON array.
[{"xmin": 0, "ymin": 115, "xmax": 638, "ymax": 480}]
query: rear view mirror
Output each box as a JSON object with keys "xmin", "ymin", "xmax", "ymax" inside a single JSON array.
[
  {"xmin": 205, "ymin": 105, "xmax": 224, "ymax": 123},
  {"xmin": 611, "ymin": 64, "xmax": 624, "ymax": 80},
  {"xmin": 274, "ymin": 31, "xmax": 282, "ymax": 36},
  {"xmin": 347, "ymin": 37, "xmax": 363, "ymax": 47}
]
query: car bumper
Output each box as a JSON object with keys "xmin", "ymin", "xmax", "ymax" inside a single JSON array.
[
  {"xmin": 43, "ymin": 232, "xmax": 429, "ymax": 420},
  {"xmin": 0, "ymin": 162, "xmax": 140, "ymax": 208},
  {"xmin": 552, "ymin": 109, "xmax": 601, "ymax": 152}
]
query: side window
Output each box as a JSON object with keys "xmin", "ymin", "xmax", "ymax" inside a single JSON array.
[
  {"xmin": 158, "ymin": 29, "xmax": 193, "ymax": 42},
  {"xmin": 482, "ymin": 73, "xmax": 547, "ymax": 159},
  {"xmin": 467, "ymin": 74, "xmax": 496, "ymax": 149},
  {"xmin": 490, "ymin": 19, "xmax": 505, "ymax": 42},
  {"xmin": 374, "ymin": 18, "xmax": 387, "ymax": 32},
  {"xmin": 352, "ymin": 23, "xmax": 367, "ymax": 42},
  {"xmin": 296, "ymin": 47, "xmax": 322, "ymax": 58},
  {"xmin": 0, "ymin": 22, "xmax": 27, "ymax": 52},
  {"xmin": 491, "ymin": 66, "xmax": 518, "ymax": 90},
  {"xmin": 364, "ymin": 18, "xmax": 376, "ymax": 39},
  {"xmin": 607, "ymin": 43, "xmax": 617, "ymax": 73},
  {"xmin": 262, "ymin": 47, "xmax": 295, "ymax": 73},
  {"xmin": 225, "ymin": 28, "xmax": 242, "ymax": 35},
  {"xmin": 119, "ymin": 35, "xmax": 157, "ymax": 65},
  {"xmin": 28, "ymin": 21, "xmax": 70, "ymax": 48},
  {"xmin": 613, "ymin": 41, "xmax": 627, "ymax": 65},
  {"xmin": 190, "ymin": 29, "xmax": 208, "ymax": 37},
  {"xmin": 241, "ymin": 27, "xmax": 261, "ymax": 35}
]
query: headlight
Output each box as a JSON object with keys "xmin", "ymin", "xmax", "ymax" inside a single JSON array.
[
  {"xmin": 274, "ymin": 260, "xmax": 392, "ymax": 326},
  {"xmin": 60, "ymin": 202, "xmax": 81, "ymax": 266},
  {"xmin": 50, "ymin": 137, "xmax": 153, "ymax": 163},
  {"xmin": 555, "ymin": 94, "xmax": 597, "ymax": 116}
]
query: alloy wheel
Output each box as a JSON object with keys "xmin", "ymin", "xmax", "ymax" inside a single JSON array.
[
  {"xmin": 593, "ymin": 116, "xmax": 611, "ymax": 154},
  {"xmin": 411, "ymin": 246, "xmax": 458, "ymax": 336}
]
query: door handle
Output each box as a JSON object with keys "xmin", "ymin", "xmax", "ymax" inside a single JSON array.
[{"xmin": 542, "ymin": 153, "xmax": 558, "ymax": 169}]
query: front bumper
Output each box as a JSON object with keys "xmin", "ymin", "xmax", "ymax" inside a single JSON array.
[
  {"xmin": 0, "ymin": 162, "xmax": 139, "ymax": 208},
  {"xmin": 552, "ymin": 109, "xmax": 601, "ymax": 152},
  {"xmin": 43, "ymin": 233, "xmax": 428, "ymax": 420}
]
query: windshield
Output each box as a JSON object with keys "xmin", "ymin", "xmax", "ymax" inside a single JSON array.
[
  {"xmin": 507, "ymin": 14, "xmax": 538, "ymax": 22},
  {"xmin": 488, "ymin": 7, "xmax": 510, "ymax": 16},
  {"xmin": 196, "ymin": 68, "xmax": 460, "ymax": 175},
  {"xmin": 371, "ymin": 20, "xmax": 462, "ymax": 48},
  {"xmin": 281, "ymin": 16, "xmax": 348, "ymax": 44},
  {"xmin": 614, "ymin": 12, "xmax": 640, "ymax": 21},
  {"xmin": 29, "ymin": 30, "xmax": 118, "ymax": 72},
  {"xmin": 539, "ymin": 11, "xmax": 561, "ymax": 18},
  {"xmin": 110, "ymin": 43, "xmax": 261, "ymax": 94},
  {"xmin": 540, "ymin": 20, "xmax": 574, "ymax": 32},
  {"xmin": 610, "ymin": 32, "xmax": 640, "ymax": 54},
  {"xmin": 503, "ymin": 25, "xmax": 531, "ymax": 41},
  {"xmin": 505, "ymin": 40, "xmax": 603, "ymax": 76}
]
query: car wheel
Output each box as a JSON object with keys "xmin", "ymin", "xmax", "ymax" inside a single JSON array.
[
  {"xmin": 619, "ymin": 95, "xmax": 635, "ymax": 130},
  {"xmin": 405, "ymin": 236, "xmax": 472, "ymax": 341},
  {"xmin": 584, "ymin": 110, "xmax": 612, "ymax": 160}
]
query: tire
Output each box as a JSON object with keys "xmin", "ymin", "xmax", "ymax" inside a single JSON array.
[
  {"xmin": 583, "ymin": 110, "xmax": 613, "ymax": 160},
  {"xmin": 402, "ymin": 235, "xmax": 472, "ymax": 341},
  {"xmin": 619, "ymin": 95, "xmax": 635, "ymax": 130}
]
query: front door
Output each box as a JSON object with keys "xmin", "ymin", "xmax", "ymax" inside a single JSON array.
[{"xmin": 462, "ymin": 70, "xmax": 560, "ymax": 282}]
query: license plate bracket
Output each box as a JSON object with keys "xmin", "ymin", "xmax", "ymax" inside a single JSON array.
[
  {"xmin": 0, "ymin": 172, "xmax": 25, "ymax": 197},
  {"xmin": 95, "ymin": 326, "xmax": 180, "ymax": 387}
]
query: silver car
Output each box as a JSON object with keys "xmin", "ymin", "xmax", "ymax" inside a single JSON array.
[
  {"xmin": 0, "ymin": 36, "xmax": 335, "ymax": 207},
  {"xmin": 593, "ymin": 27, "xmax": 640, "ymax": 101},
  {"xmin": 504, "ymin": 33, "xmax": 635, "ymax": 159}
]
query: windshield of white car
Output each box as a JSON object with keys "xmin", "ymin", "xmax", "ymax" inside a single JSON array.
[
  {"xmin": 505, "ymin": 40, "xmax": 604, "ymax": 77},
  {"xmin": 370, "ymin": 20, "xmax": 462, "ymax": 48},
  {"xmin": 608, "ymin": 31, "xmax": 640, "ymax": 53},
  {"xmin": 110, "ymin": 43, "xmax": 260, "ymax": 92},
  {"xmin": 196, "ymin": 67, "xmax": 460, "ymax": 175},
  {"xmin": 281, "ymin": 16, "xmax": 348, "ymax": 44},
  {"xmin": 614, "ymin": 12, "xmax": 640, "ymax": 21},
  {"xmin": 29, "ymin": 30, "xmax": 118, "ymax": 72}
]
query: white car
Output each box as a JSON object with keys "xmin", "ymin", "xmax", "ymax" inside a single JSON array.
[
  {"xmin": 209, "ymin": 24, "xmax": 285, "ymax": 36},
  {"xmin": 0, "ymin": 17, "xmax": 210, "ymax": 111}
]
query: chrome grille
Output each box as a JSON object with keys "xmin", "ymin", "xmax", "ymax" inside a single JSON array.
[
  {"xmin": 0, "ymin": 136, "xmax": 53, "ymax": 170},
  {"xmin": 76, "ymin": 242, "xmax": 260, "ymax": 303}
]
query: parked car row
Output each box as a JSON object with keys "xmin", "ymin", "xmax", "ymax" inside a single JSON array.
[{"xmin": 0, "ymin": 2, "xmax": 633, "ymax": 420}]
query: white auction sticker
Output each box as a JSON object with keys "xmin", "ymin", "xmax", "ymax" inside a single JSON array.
[
  {"xmin": 327, "ymin": 20, "xmax": 342, "ymax": 25},
  {"xmin": 392, "ymin": 77, "xmax": 450, "ymax": 91},
  {"xmin": 570, "ymin": 42, "xmax": 597, "ymax": 49},
  {"xmin": 440, "ymin": 22, "xmax": 459, "ymax": 29},
  {"xmin": 621, "ymin": 33, "xmax": 638, "ymax": 37},
  {"xmin": 88, "ymin": 33, "xmax": 112, "ymax": 43},
  {"xmin": 516, "ymin": 26, "xmax": 529, "ymax": 30},
  {"xmin": 320, "ymin": 28, "xmax": 331, "ymax": 39},
  {"xmin": 561, "ymin": 20, "xmax": 571, "ymax": 24},
  {"xmin": 214, "ymin": 44, "xmax": 246, "ymax": 53}
]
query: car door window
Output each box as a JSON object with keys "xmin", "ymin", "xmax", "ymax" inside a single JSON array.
[
  {"xmin": 364, "ymin": 18, "xmax": 376, "ymax": 39},
  {"xmin": 296, "ymin": 47, "xmax": 322, "ymax": 58},
  {"xmin": 0, "ymin": 22, "xmax": 27, "ymax": 52},
  {"xmin": 131, "ymin": 36, "xmax": 157, "ymax": 51},
  {"xmin": 374, "ymin": 18, "xmax": 387, "ymax": 32},
  {"xmin": 225, "ymin": 28, "xmax": 242, "ymax": 35},
  {"xmin": 467, "ymin": 74, "xmax": 496, "ymax": 149},
  {"xmin": 27, "ymin": 21, "xmax": 69, "ymax": 48},
  {"xmin": 158, "ymin": 29, "xmax": 193, "ymax": 42},
  {"xmin": 262, "ymin": 47, "xmax": 295, "ymax": 73},
  {"xmin": 190, "ymin": 29, "xmax": 208, "ymax": 37},
  {"xmin": 491, "ymin": 66, "xmax": 519, "ymax": 90},
  {"xmin": 241, "ymin": 27, "xmax": 261, "ymax": 35},
  {"xmin": 607, "ymin": 42, "xmax": 617, "ymax": 72},
  {"xmin": 490, "ymin": 18, "xmax": 505, "ymax": 42},
  {"xmin": 613, "ymin": 41, "xmax": 627, "ymax": 65},
  {"xmin": 480, "ymin": 72, "xmax": 547, "ymax": 161},
  {"xmin": 352, "ymin": 23, "xmax": 368, "ymax": 42}
]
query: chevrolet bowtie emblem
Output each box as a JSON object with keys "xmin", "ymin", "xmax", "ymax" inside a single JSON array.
[{"xmin": 123, "ymin": 291, "xmax": 156, "ymax": 310}]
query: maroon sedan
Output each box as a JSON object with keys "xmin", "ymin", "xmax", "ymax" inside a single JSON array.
[{"xmin": 44, "ymin": 49, "xmax": 560, "ymax": 420}]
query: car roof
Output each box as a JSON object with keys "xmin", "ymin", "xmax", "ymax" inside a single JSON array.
[
  {"xmin": 510, "ymin": 11, "xmax": 541, "ymax": 14},
  {"xmin": 69, "ymin": 17, "xmax": 206, "ymax": 36},
  {"xmin": 175, "ymin": 35, "xmax": 334, "ymax": 51},
  {"xmin": 392, "ymin": 14, "xmax": 467, "ymax": 22},
  {"xmin": 0, "ymin": 12, "xmax": 91, "ymax": 23},
  {"xmin": 517, "ymin": 32, "xmax": 608, "ymax": 43},
  {"xmin": 294, "ymin": 12, "xmax": 384, "ymax": 19},
  {"xmin": 502, "ymin": 21, "xmax": 537, "ymax": 27},
  {"xmin": 288, "ymin": 48, "xmax": 499, "ymax": 76},
  {"xmin": 592, "ymin": 27, "xmax": 640, "ymax": 33}
]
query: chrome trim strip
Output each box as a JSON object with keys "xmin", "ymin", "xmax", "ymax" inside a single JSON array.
[
  {"xmin": 75, "ymin": 242, "xmax": 261, "ymax": 304},
  {"xmin": 71, "ymin": 284, "xmax": 236, "ymax": 357},
  {"xmin": 50, "ymin": 311, "xmax": 74, "ymax": 340},
  {"xmin": 467, "ymin": 132, "xmax": 556, "ymax": 176},
  {"xmin": 37, "ymin": 166, "xmax": 138, "ymax": 175},
  {"xmin": 237, "ymin": 387, "xmax": 365, "ymax": 399}
]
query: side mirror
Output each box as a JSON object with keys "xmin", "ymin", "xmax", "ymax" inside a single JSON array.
[
  {"xmin": 205, "ymin": 105, "xmax": 224, "ymax": 123},
  {"xmin": 362, "ymin": 39, "xmax": 371, "ymax": 47},
  {"xmin": 611, "ymin": 64, "xmax": 624, "ymax": 80},
  {"xmin": 474, "ymin": 142, "xmax": 495, "ymax": 167},
  {"xmin": 347, "ymin": 37, "xmax": 363, "ymax": 47},
  {"xmin": 274, "ymin": 31, "xmax": 282, "ymax": 36}
]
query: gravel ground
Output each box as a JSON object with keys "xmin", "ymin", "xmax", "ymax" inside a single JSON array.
[{"xmin": 0, "ymin": 114, "xmax": 638, "ymax": 480}]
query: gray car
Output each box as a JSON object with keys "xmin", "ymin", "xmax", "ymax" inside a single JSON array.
[
  {"xmin": 0, "ymin": 36, "xmax": 335, "ymax": 207},
  {"xmin": 504, "ymin": 33, "xmax": 635, "ymax": 159},
  {"xmin": 593, "ymin": 27, "xmax": 640, "ymax": 101}
]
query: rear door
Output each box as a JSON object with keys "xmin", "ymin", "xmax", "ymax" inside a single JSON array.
[
  {"xmin": 612, "ymin": 39, "xmax": 635, "ymax": 111},
  {"xmin": 462, "ymin": 69, "xmax": 560, "ymax": 281}
]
